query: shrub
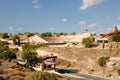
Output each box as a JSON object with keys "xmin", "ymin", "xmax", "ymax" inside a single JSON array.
[
  {"xmin": 40, "ymin": 32, "xmax": 53, "ymax": 37},
  {"xmin": 13, "ymin": 35, "xmax": 20, "ymax": 46},
  {"xmin": 29, "ymin": 72, "xmax": 58, "ymax": 80},
  {"xmin": 0, "ymin": 45, "xmax": 9, "ymax": 53},
  {"xmin": 82, "ymin": 37, "xmax": 92, "ymax": 48},
  {"xmin": 24, "ymin": 32, "xmax": 34, "ymax": 37},
  {"xmin": 0, "ymin": 40, "xmax": 16, "ymax": 61},
  {"xmin": 0, "ymin": 41, "xmax": 6, "ymax": 47},
  {"xmin": 22, "ymin": 43, "xmax": 45, "ymax": 68},
  {"xmin": 22, "ymin": 43, "xmax": 35, "ymax": 51},
  {"xmin": 22, "ymin": 50, "xmax": 39, "ymax": 67},
  {"xmin": 117, "ymin": 69, "xmax": 120, "ymax": 76},
  {"xmin": 1, "ymin": 33, "xmax": 9, "ymax": 39},
  {"xmin": 12, "ymin": 48, "xmax": 19, "ymax": 53},
  {"xmin": 0, "ymin": 50, "xmax": 16, "ymax": 61},
  {"xmin": 98, "ymin": 57, "xmax": 109, "ymax": 67}
]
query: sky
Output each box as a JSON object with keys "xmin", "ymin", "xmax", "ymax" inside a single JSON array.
[{"xmin": 0, "ymin": 0, "xmax": 120, "ymax": 35}]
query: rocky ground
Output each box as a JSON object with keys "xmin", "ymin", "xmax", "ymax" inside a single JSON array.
[
  {"xmin": 0, "ymin": 59, "xmax": 67, "ymax": 80},
  {"xmin": 0, "ymin": 60, "xmax": 32, "ymax": 80},
  {"xmin": 40, "ymin": 47, "xmax": 120, "ymax": 80},
  {"xmin": 1, "ymin": 46, "xmax": 120, "ymax": 80}
]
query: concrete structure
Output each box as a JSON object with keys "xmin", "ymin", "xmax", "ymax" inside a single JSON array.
[{"xmin": 33, "ymin": 56, "xmax": 57, "ymax": 71}]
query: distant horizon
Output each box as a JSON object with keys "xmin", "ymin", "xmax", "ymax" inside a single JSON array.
[{"xmin": 0, "ymin": 0, "xmax": 120, "ymax": 34}]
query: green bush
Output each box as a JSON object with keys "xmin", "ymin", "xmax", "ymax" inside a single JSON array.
[
  {"xmin": 24, "ymin": 32, "xmax": 34, "ymax": 37},
  {"xmin": 40, "ymin": 32, "xmax": 53, "ymax": 37},
  {"xmin": 0, "ymin": 50, "xmax": 16, "ymax": 61},
  {"xmin": 117, "ymin": 69, "xmax": 120, "ymax": 76},
  {"xmin": 0, "ymin": 41, "xmax": 6, "ymax": 47},
  {"xmin": 0, "ymin": 45, "xmax": 9, "ymax": 53},
  {"xmin": 13, "ymin": 35, "xmax": 20, "ymax": 46},
  {"xmin": 22, "ymin": 50, "xmax": 39, "ymax": 67},
  {"xmin": 98, "ymin": 57, "xmax": 109, "ymax": 67},
  {"xmin": 12, "ymin": 48, "xmax": 19, "ymax": 53},
  {"xmin": 22, "ymin": 43, "xmax": 35, "ymax": 51},
  {"xmin": 0, "ymin": 40, "xmax": 16, "ymax": 61},
  {"xmin": 82, "ymin": 37, "xmax": 92, "ymax": 48},
  {"xmin": 22, "ymin": 43, "xmax": 46, "ymax": 68},
  {"xmin": 29, "ymin": 72, "xmax": 58, "ymax": 80},
  {"xmin": 1, "ymin": 33, "xmax": 9, "ymax": 39}
]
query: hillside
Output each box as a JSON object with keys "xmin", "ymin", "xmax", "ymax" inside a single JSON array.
[{"xmin": 40, "ymin": 47, "xmax": 120, "ymax": 80}]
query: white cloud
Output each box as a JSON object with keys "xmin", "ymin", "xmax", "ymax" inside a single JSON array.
[
  {"xmin": 87, "ymin": 23, "xmax": 97, "ymax": 28},
  {"xmin": 78, "ymin": 20, "xmax": 85, "ymax": 25},
  {"xmin": 32, "ymin": 0, "xmax": 42, "ymax": 9},
  {"xmin": 62, "ymin": 18, "xmax": 68, "ymax": 23},
  {"xmin": 33, "ymin": 0, "xmax": 38, "ymax": 4},
  {"xmin": 8, "ymin": 25, "xmax": 23, "ymax": 33},
  {"xmin": 34, "ymin": 5, "xmax": 42, "ymax": 9},
  {"xmin": 80, "ymin": 0, "xmax": 103, "ymax": 10}
]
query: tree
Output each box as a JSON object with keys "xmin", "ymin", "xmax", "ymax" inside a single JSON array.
[
  {"xmin": 40, "ymin": 32, "xmax": 53, "ymax": 37},
  {"xmin": 22, "ymin": 43, "xmax": 40, "ymax": 67},
  {"xmin": 1, "ymin": 33, "xmax": 9, "ymax": 39},
  {"xmin": 59, "ymin": 32, "xmax": 67, "ymax": 36},
  {"xmin": 111, "ymin": 26, "xmax": 120, "ymax": 42},
  {"xmin": 82, "ymin": 37, "xmax": 92, "ymax": 48},
  {"xmin": 0, "ymin": 45, "xmax": 9, "ymax": 53},
  {"xmin": 0, "ymin": 40, "xmax": 16, "ymax": 61},
  {"xmin": 0, "ymin": 50, "xmax": 16, "ymax": 61},
  {"xmin": 22, "ymin": 50, "xmax": 39, "ymax": 67},
  {"xmin": 70, "ymin": 32, "xmax": 76, "ymax": 35},
  {"xmin": 24, "ymin": 32, "xmax": 35, "ymax": 37},
  {"xmin": 13, "ymin": 35, "xmax": 20, "ymax": 46}
]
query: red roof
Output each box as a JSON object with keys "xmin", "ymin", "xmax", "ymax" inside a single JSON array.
[{"xmin": 100, "ymin": 30, "xmax": 120, "ymax": 37}]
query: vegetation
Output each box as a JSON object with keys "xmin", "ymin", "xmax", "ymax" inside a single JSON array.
[
  {"xmin": 24, "ymin": 32, "xmax": 35, "ymax": 37},
  {"xmin": 59, "ymin": 32, "xmax": 67, "ymax": 36},
  {"xmin": 22, "ymin": 43, "xmax": 42, "ymax": 68},
  {"xmin": 70, "ymin": 32, "xmax": 76, "ymax": 35},
  {"xmin": 40, "ymin": 32, "xmax": 53, "ymax": 37},
  {"xmin": 109, "ymin": 26, "xmax": 120, "ymax": 42},
  {"xmin": 29, "ymin": 72, "xmax": 58, "ymax": 80},
  {"xmin": 117, "ymin": 69, "xmax": 120, "ymax": 76},
  {"xmin": 0, "ymin": 45, "xmax": 9, "ymax": 53},
  {"xmin": 13, "ymin": 35, "xmax": 20, "ymax": 46},
  {"xmin": 22, "ymin": 50, "xmax": 39, "ymax": 67},
  {"xmin": 109, "ymin": 43, "xmax": 113, "ymax": 50},
  {"xmin": 0, "ymin": 50, "xmax": 16, "ymax": 61},
  {"xmin": 12, "ymin": 48, "xmax": 19, "ymax": 53},
  {"xmin": 98, "ymin": 57, "xmax": 109, "ymax": 67},
  {"xmin": 0, "ymin": 41, "xmax": 16, "ymax": 61},
  {"xmin": 1, "ymin": 33, "xmax": 9, "ymax": 39},
  {"xmin": 82, "ymin": 37, "xmax": 92, "ymax": 48}
]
